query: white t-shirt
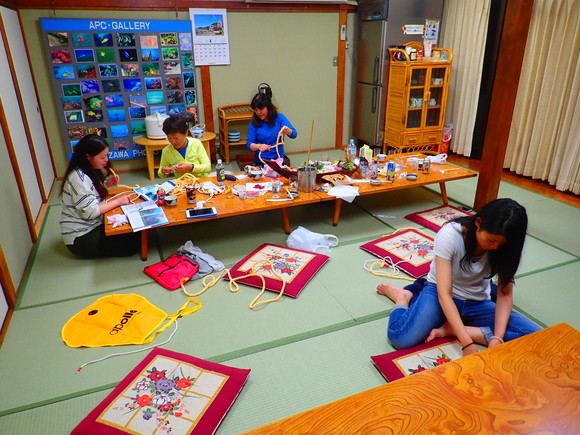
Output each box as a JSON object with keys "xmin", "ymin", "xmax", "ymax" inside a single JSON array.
[
  {"xmin": 427, "ymin": 222, "xmax": 492, "ymax": 301},
  {"xmin": 60, "ymin": 168, "xmax": 103, "ymax": 245}
]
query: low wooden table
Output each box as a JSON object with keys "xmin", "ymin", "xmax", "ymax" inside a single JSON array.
[
  {"xmin": 134, "ymin": 132, "xmax": 216, "ymax": 180},
  {"xmin": 330, "ymin": 157, "xmax": 477, "ymax": 226},
  {"xmin": 243, "ymin": 323, "xmax": 580, "ymax": 434},
  {"xmin": 106, "ymin": 175, "xmax": 322, "ymax": 260},
  {"xmin": 106, "ymin": 157, "xmax": 477, "ymax": 261}
]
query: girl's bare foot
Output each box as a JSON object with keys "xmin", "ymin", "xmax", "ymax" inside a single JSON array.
[
  {"xmin": 376, "ymin": 283, "xmax": 413, "ymax": 306},
  {"xmin": 426, "ymin": 321, "xmax": 454, "ymax": 342}
]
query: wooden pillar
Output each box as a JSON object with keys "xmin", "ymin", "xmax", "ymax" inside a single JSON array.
[
  {"xmin": 474, "ymin": 0, "xmax": 535, "ymax": 210},
  {"xmin": 200, "ymin": 65, "xmax": 216, "ymax": 160},
  {"xmin": 335, "ymin": 9, "xmax": 347, "ymax": 149}
]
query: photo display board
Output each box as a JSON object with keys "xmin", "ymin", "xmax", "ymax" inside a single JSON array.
[{"xmin": 40, "ymin": 18, "xmax": 199, "ymax": 160}]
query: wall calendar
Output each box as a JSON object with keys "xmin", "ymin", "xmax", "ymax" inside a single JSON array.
[
  {"xmin": 40, "ymin": 18, "xmax": 199, "ymax": 160},
  {"xmin": 189, "ymin": 8, "xmax": 231, "ymax": 66}
]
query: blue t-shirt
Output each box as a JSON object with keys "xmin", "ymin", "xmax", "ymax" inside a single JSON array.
[{"xmin": 246, "ymin": 113, "xmax": 297, "ymax": 163}]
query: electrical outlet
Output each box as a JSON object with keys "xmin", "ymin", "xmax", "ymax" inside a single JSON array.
[{"xmin": 332, "ymin": 56, "xmax": 338, "ymax": 67}]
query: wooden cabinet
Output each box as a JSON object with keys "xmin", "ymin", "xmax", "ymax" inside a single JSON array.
[
  {"xmin": 217, "ymin": 103, "xmax": 254, "ymax": 164},
  {"xmin": 383, "ymin": 46, "xmax": 453, "ymax": 154}
]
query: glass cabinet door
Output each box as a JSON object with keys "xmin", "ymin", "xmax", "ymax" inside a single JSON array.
[
  {"xmin": 407, "ymin": 68, "xmax": 427, "ymax": 129},
  {"xmin": 425, "ymin": 67, "xmax": 446, "ymax": 127}
]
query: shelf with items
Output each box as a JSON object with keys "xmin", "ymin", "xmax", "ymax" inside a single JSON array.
[
  {"xmin": 383, "ymin": 44, "xmax": 453, "ymax": 154},
  {"xmin": 217, "ymin": 103, "xmax": 254, "ymax": 164}
]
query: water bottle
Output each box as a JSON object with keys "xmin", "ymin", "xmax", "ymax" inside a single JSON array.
[
  {"xmin": 347, "ymin": 139, "xmax": 357, "ymax": 161},
  {"xmin": 216, "ymin": 159, "xmax": 225, "ymax": 186},
  {"xmin": 370, "ymin": 160, "xmax": 379, "ymax": 179},
  {"xmin": 359, "ymin": 156, "xmax": 369, "ymax": 179}
]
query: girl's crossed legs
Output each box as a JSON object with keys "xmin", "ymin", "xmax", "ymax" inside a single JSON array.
[{"xmin": 378, "ymin": 281, "xmax": 541, "ymax": 349}]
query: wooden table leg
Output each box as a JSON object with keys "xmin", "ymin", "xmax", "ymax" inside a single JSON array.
[
  {"xmin": 146, "ymin": 148, "xmax": 155, "ymax": 180},
  {"xmin": 281, "ymin": 208, "xmax": 291, "ymax": 234},
  {"xmin": 439, "ymin": 182, "xmax": 449, "ymax": 204},
  {"xmin": 332, "ymin": 199, "xmax": 342, "ymax": 226},
  {"xmin": 140, "ymin": 230, "xmax": 149, "ymax": 261}
]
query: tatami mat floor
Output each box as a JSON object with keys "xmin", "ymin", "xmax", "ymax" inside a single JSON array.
[{"xmin": 1, "ymin": 150, "xmax": 578, "ymax": 434}]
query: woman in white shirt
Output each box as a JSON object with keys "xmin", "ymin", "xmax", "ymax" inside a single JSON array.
[
  {"xmin": 60, "ymin": 134, "xmax": 138, "ymax": 258},
  {"xmin": 377, "ymin": 198, "xmax": 541, "ymax": 356}
]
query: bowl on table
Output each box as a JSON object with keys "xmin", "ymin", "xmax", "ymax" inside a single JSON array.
[{"xmin": 164, "ymin": 195, "xmax": 178, "ymax": 206}]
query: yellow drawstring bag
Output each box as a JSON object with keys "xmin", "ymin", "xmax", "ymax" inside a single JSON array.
[{"xmin": 61, "ymin": 293, "xmax": 201, "ymax": 348}]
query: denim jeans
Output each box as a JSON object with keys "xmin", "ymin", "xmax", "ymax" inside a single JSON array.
[{"xmin": 387, "ymin": 281, "xmax": 541, "ymax": 349}]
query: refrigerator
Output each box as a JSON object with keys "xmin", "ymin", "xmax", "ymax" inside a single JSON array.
[{"xmin": 353, "ymin": 0, "xmax": 444, "ymax": 147}]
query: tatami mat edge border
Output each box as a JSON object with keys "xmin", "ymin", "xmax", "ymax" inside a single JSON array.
[{"xmin": 14, "ymin": 204, "xmax": 57, "ymax": 310}]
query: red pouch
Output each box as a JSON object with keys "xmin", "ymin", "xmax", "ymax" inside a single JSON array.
[{"xmin": 144, "ymin": 254, "xmax": 199, "ymax": 290}]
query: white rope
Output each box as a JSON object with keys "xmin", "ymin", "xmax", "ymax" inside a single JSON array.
[
  {"xmin": 364, "ymin": 256, "xmax": 408, "ymax": 277},
  {"xmin": 75, "ymin": 320, "xmax": 179, "ymax": 373},
  {"xmin": 105, "ymin": 190, "xmax": 139, "ymax": 203}
]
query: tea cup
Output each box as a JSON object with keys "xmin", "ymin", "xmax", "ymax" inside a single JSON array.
[{"xmin": 164, "ymin": 195, "xmax": 178, "ymax": 206}]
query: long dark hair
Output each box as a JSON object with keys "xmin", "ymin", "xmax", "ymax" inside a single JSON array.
[
  {"xmin": 452, "ymin": 198, "xmax": 528, "ymax": 287},
  {"xmin": 60, "ymin": 134, "xmax": 111, "ymax": 200},
  {"xmin": 250, "ymin": 92, "xmax": 277, "ymax": 127}
]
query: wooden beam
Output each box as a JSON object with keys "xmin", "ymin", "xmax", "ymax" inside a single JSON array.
[
  {"xmin": 335, "ymin": 9, "xmax": 346, "ymax": 150},
  {"xmin": 13, "ymin": 0, "xmax": 356, "ymax": 13},
  {"xmin": 0, "ymin": 244, "xmax": 16, "ymax": 347},
  {"xmin": 200, "ymin": 65, "xmax": 216, "ymax": 161},
  {"xmin": 474, "ymin": 0, "xmax": 535, "ymax": 210}
]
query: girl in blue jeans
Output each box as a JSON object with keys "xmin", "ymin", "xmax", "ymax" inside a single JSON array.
[{"xmin": 377, "ymin": 198, "xmax": 541, "ymax": 356}]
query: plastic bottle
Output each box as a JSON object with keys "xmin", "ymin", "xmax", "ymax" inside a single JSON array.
[
  {"xmin": 216, "ymin": 159, "xmax": 226, "ymax": 186},
  {"xmin": 347, "ymin": 139, "xmax": 357, "ymax": 161},
  {"xmin": 370, "ymin": 160, "xmax": 379, "ymax": 179},
  {"xmin": 156, "ymin": 185, "xmax": 166, "ymax": 206},
  {"xmin": 359, "ymin": 156, "xmax": 369, "ymax": 179}
]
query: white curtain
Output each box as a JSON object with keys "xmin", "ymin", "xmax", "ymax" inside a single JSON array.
[
  {"xmin": 439, "ymin": 0, "xmax": 491, "ymax": 156},
  {"xmin": 505, "ymin": 0, "xmax": 580, "ymax": 194}
]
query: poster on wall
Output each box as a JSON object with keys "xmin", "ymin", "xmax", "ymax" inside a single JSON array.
[
  {"xmin": 40, "ymin": 18, "xmax": 199, "ymax": 160},
  {"xmin": 189, "ymin": 8, "xmax": 230, "ymax": 66}
]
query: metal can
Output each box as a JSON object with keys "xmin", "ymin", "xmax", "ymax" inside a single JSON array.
[
  {"xmin": 186, "ymin": 185, "xmax": 196, "ymax": 204},
  {"xmin": 386, "ymin": 161, "xmax": 396, "ymax": 182},
  {"xmin": 422, "ymin": 159, "xmax": 431, "ymax": 174}
]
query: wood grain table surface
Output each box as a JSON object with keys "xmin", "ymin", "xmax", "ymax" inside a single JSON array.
[
  {"xmin": 243, "ymin": 323, "xmax": 580, "ymax": 434},
  {"xmin": 105, "ymin": 157, "xmax": 476, "ymax": 260}
]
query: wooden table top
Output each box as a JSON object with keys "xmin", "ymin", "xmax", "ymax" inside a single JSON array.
[
  {"xmin": 243, "ymin": 323, "xmax": 580, "ymax": 434},
  {"xmin": 105, "ymin": 176, "xmax": 324, "ymax": 236},
  {"xmin": 105, "ymin": 157, "xmax": 477, "ymax": 237},
  {"xmin": 347, "ymin": 160, "xmax": 476, "ymax": 196}
]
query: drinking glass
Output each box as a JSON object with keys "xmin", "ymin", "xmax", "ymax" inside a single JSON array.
[{"xmin": 272, "ymin": 180, "xmax": 283, "ymax": 198}]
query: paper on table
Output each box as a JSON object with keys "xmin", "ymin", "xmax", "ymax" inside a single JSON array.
[
  {"xmin": 246, "ymin": 181, "xmax": 272, "ymax": 196},
  {"xmin": 327, "ymin": 185, "xmax": 359, "ymax": 203}
]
